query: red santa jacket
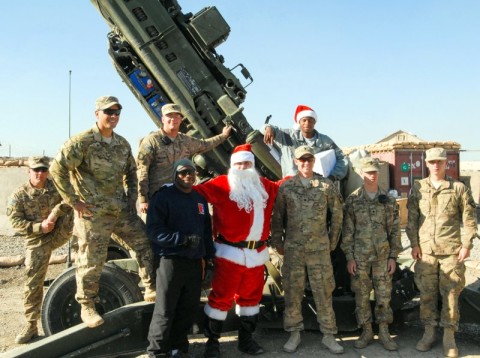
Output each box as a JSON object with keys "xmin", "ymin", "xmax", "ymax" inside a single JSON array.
[{"xmin": 194, "ymin": 175, "xmax": 282, "ymax": 267}]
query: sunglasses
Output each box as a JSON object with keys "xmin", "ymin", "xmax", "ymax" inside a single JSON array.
[
  {"xmin": 32, "ymin": 167, "xmax": 48, "ymax": 173},
  {"xmin": 177, "ymin": 169, "xmax": 196, "ymax": 177},
  {"xmin": 297, "ymin": 156, "xmax": 314, "ymax": 163},
  {"xmin": 102, "ymin": 108, "xmax": 121, "ymax": 116}
]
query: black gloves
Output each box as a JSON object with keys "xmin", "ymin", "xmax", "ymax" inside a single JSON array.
[
  {"xmin": 183, "ymin": 234, "xmax": 201, "ymax": 249},
  {"xmin": 202, "ymin": 259, "xmax": 215, "ymax": 289}
]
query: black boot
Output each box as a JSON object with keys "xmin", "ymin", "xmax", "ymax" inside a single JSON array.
[
  {"xmin": 204, "ymin": 314, "xmax": 223, "ymax": 358},
  {"xmin": 238, "ymin": 315, "xmax": 264, "ymax": 355}
]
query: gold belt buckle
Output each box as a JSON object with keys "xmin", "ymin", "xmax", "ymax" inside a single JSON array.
[{"xmin": 247, "ymin": 241, "xmax": 255, "ymax": 249}]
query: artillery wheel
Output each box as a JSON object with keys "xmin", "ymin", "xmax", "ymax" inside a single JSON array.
[{"xmin": 41, "ymin": 262, "xmax": 143, "ymax": 335}]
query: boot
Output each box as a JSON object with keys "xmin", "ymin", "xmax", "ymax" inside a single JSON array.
[
  {"xmin": 15, "ymin": 321, "xmax": 38, "ymax": 344},
  {"xmin": 144, "ymin": 286, "xmax": 156, "ymax": 302},
  {"xmin": 416, "ymin": 325, "xmax": 436, "ymax": 352},
  {"xmin": 321, "ymin": 334, "xmax": 344, "ymax": 354},
  {"xmin": 238, "ymin": 315, "xmax": 264, "ymax": 355},
  {"xmin": 80, "ymin": 303, "xmax": 104, "ymax": 328},
  {"xmin": 443, "ymin": 327, "xmax": 458, "ymax": 358},
  {"xmin": 283, "ymin": 331, "xmax": 301, "ymax": 353},
  {"xmin": 354, "ymin": 323, "xmax": 373, "ymax": 349},
  {"xmin": 378, "ymin": 323, "xmax": 398, "ymax": 351},
  {"xmin": 204, "ymin": 315, "xmax": 223, "ymax": 358}
]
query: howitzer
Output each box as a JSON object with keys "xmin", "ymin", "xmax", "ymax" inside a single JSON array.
[
  {"xmin": 9, "ymin": 1, "xmax": 480, "ymax": 357},
  {"xmin": 90, "ymin": 0, "xmax": 281, "ymax": 180}
]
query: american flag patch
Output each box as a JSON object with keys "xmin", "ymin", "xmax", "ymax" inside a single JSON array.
[{"xmin": 198, "ymin": 203, "xmax": 205, "ymax": 215}]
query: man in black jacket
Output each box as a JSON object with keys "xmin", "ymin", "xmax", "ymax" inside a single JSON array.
[{"xmin": 146, "ymin": 158, "xmax": 214, "ymax": 357}]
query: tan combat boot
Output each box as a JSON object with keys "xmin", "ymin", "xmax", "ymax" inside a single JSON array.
[
  {"xmin": 144, "ymin": 286, "xmax": 156, "ymax": 302},
  {"xmin": 443, "ymin": 327, "xmax": 458, "ymax": 358},
  {"xmin": 354, "ymin": 323, "xmax": 374, "ymax": 349},
  {"xmin": 416, "ymin": 325, "xmax": 436, "ymax": 351},
  {"xmin": 283, "ymin": 331, "xmax": 301, "ymax": 353},
  {"xmin": 80, "ymin": 303, "xmax": 104, "ymax": 328},
  {"xmin": 15, "ymin": 321, "xmax": 38, "ymax": 344},
  {"xmin": 322, "ymin": 334, "xmax": 344, "ymax": 354},
  {"xmin": 378, "ymin": 323, "xmax": 398, "ymax": 351}
]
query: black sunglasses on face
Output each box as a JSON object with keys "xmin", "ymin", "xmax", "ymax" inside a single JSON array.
[
  {"xmin": 102, "ymin": 108, "xmax": 121, "ymax": 116},
  {"xmin": 177, "ymin": 169, "xmax": 196, "ymax": 177},
  {"xmin": 32, "ymin": 167, "xmax": 48, "ymax": 173},
  {"xmin": 297, "ymin": 156, "xmax": 314, "ymax": 163}
]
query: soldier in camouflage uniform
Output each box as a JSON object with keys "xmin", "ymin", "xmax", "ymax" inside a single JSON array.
[
  {"xmin": 136, "ymin": 103, "xmax": 231, "ymax": 215},
  {"xmin": 271, "ymin": 146, "xmax": 344, "ymax": 354},
  {"xmin": 406, "ymin": 147, "xmax": 477, "ymax": 358},
  {"xmin": 49, "ymin": 96, "xmax": 156, "ymax": 328},
  {"xmin": 341, "ymin": 157, "xmax": 402, "ymax": 351},
  {"xmin": 7, "ymin": 156, "xmax": 73, "ymax": 343}
]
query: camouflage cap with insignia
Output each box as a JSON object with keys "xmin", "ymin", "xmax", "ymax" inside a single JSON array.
[
  {"xmin": 28, "ymin": 156, "xmax": 50, "ymax": 169},
  {"xmin": 360, "ymin": 157, "xmax": 380, "ymax": 172},
  {"xmin": 294, "ymin": 145, "xmax": 315, "ymax": 159},
  {"xmin": 425, "ymin": 147, "xmax": 447, "ymax": 161},
  {"xmin": 161, "ymin": 103, "xmax": 184, "ymax": 117},
  {"xmin": 95, "ymin": 96, "xmax": 122, "ymax": 111}
]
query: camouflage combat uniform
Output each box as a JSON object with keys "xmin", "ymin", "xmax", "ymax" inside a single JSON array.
[
  {"xmin": 49, "ymin": 124, "xmax": 155, "ymax": 305},
  {"xmin": 7, "ymin": 178, "xmax": 73, "ymax": 322},
  {"xmin": 341, "ymin": 187, "xmax": 402, "ymax": 326},
  {"xmin": 262, "ymin": 125, "xmax": 349, "ymax": 179},
  {"xmin": 136, "ymin": 128, "xmax": 228, "ymax": 203},
  {"xmin": 271, "ymin": 173, "xmax": 343, "ymax": 334},
  {"xmin": 406, "ymin": 178, "xmax": 477, "ymax": 329}
]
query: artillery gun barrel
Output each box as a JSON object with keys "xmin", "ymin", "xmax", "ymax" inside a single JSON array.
[{"xmin": 90, "ymin": 0, "xmax": 281, "ymax": 179}]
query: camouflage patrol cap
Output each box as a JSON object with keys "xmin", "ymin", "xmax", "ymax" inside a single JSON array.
[
  {"xmin": 294, "ymin": 145, "xmax": 315, "ymax": 159},
  {"xmin": 360, "ymin": 157, "xmax": 380, "ymax": 172},
  {"xmin": 28, "ymin": 156, "xmax": 50, "ymax": 169},
  {"xmin": 161, "ymin": 103, "xmax": 184, "ymax": 117},
  {"xmin": 95, "ymin": 96, "xmax": 122, "ymax": 111},
  {"xmin": 172, "ymin": 158, "xmax": 196, "ymax": 181},
  {"xmin": 425, "ymin": 147, "xmax": 447, "ymax": 161}
]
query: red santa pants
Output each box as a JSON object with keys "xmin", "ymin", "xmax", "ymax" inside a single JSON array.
[{"xmin": 206, "ymin": 257, "xmax": 265, "ymax": 320}]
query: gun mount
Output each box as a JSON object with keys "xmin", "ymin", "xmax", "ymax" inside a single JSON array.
[{"xmin": 90, "ymin": 0, "xmax": 281, "ymax": 180}]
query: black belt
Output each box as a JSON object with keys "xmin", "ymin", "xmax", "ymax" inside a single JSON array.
[{"xmin": 216, "ymin": 235, "xmax": 265, "ymax": 250}]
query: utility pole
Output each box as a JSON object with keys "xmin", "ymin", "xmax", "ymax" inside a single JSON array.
[{"xmin": 69, "ymin": 70, "xmax": 72, "ymax": 138}]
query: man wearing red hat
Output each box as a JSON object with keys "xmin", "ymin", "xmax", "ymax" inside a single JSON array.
[
  {"xmin": 194, "ymin": 144, "xmax": 285, "ymax": 357},
  {"xmin": 263, "ymin": 105, "xmax": 348, "ymax": 181}
]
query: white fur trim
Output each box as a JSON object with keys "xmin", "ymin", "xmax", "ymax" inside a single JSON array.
[
  {"xmin": 296, "ymin": 109, "xmax": 317, "ymax": 123},
  {"xmin": 236, "ymin": 304, "xmax": 260, "ymax": 316},
  {"xmin": 204, "ymin": 303, "xmax": 228, "ymax": 321},
  {"xmin": 214, "ymin": 242, "xmax": 269, "ymax": 268},
  {"xmin": 246, "ymin": 202, "xmax": 264, "ymax": 242},
  {"xmin": 230, "ymin": 151, "xmax": 255, "ymax": 166}
]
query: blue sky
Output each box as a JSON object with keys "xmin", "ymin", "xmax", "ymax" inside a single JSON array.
[{"xmin": 1, "ymin": 1, "xmax": 479, "ymax": 161}]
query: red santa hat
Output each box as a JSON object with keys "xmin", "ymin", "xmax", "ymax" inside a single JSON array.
[
  {"xmin": 230, "ymin": 143, "xmax": 255, "ymax": 167},
  {"xmin": 294, "ymin": 105, "xmax": 317, "ymax": 123}
]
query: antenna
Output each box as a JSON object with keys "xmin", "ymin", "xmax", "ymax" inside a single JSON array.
[{"xmin": 69, "ymin": 70, "xmax": 72, "ymax": 138}]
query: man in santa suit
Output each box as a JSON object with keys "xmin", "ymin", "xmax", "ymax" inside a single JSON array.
[{"xmin": 194, "ymin": 143, "xmax": 284, "ymax": 357}]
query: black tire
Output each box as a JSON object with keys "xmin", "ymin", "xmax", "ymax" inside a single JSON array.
[
  {"xmin": 41, "ymin": 263, "xmax": 143, "ymax": 335},
  {"xmin": 107, "ymin": 241, "xmax": 131, "ymax": 261}
]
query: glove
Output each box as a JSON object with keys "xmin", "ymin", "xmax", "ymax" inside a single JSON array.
[
  {"xmin": 183, "ymin": 234, "xmax": 201, "ymax": 249},
  {"xmin": 202, "ymin": 259, "xmax": 214, "ymax": 289}
]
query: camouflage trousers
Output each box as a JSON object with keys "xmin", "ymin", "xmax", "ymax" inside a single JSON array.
[
  {"xmin": 282, "ymin": 249, "xmax": 337, "ymax": 334},
  {"xmin": 350, "ymin": 259, "xmax": 393, "ymax": 326},
  {"xmin": 414, "ymin": 253, "xmax": 465, "ymax": 330},
  {"xmin": 74, "ymin": 209, "xmax": 155, "ymax": 305},
  {"xmin": 23, "ymin": 213, "xmax": 73, "ymax": 321}
]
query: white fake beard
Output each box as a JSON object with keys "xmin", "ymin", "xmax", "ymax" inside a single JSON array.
[{"xmin": 228, "ymin": 167, "xmax": 268, "ymax": 213}]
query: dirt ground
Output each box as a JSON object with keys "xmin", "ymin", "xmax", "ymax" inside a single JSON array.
[{"xmin": 1, "ymin": 262, "xmax": 480, "ymax": 357}]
